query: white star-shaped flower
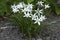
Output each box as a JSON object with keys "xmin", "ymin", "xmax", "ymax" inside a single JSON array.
[
  {"xmin": 11, "ymin": 4, "xmax": 19, "ymax": 13},
  {"xmin": 34, "ymin": 16, "xmax": 41, "ymax": 25},
  {"xmin": 27, "ymin": 3, "xmax": 33, "ymax": 10},
  {"xmin": 37, "ymin": 1, "xmax": 44, "ymax": 6},
  {"xmin": 40, "ymin": 15, "xmax": 47, "ymax": 21},
  {"xmin": 23, "ymin": 12, "xmax": 31, "ymax": 18},
  {"xmin": 31, "ymin": 13, "xmax": 38, "ymax": 20},
  {"xmin": 12, "ymin": 8, "xmax": 19, "ymax": 13},
  {"xmin": 34, "ymin": 15, "xmax": 46, "ymax": 25},
  {"xmin": 21, "ymin": 4, "xmax": 33, "ymax": 13},
  {"xmin": 16, "ymin": 2, "xmax": 24, "ymax": 9},
  {"xmin": 11, "ymin": 4, "xmax": 16, "ymax": 8},
  {"xmin": 11, "ymin": 4, "xmax": 17, "ymax": 9},
  {"xmin": 22, "ymin": 8, "xmax": 30, "ymax": 12},
  {"xmin": 35, "ymin": 8, "xmax": 43, "ymax": 14},
  {"xmin": 45, "ymin": 4, "xmax": 50, "ymax": 9}
]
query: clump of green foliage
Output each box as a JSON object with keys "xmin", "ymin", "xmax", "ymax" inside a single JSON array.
[{"xmin": 9, "ymin": 0, "xmax": 49, "ymax": 40}]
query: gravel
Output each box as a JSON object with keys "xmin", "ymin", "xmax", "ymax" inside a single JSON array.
[{"xmin": 0, "ymin": 16, "xmax": 60, "ymax": 40}]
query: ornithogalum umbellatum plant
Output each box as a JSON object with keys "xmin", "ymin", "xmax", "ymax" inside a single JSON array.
[{"xmin": 10, "ymin": 0, "xmax": 50, "ymax": 40}]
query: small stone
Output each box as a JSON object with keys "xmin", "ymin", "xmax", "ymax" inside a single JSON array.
[{"xmin": 37, "ymin": 38, "xmax": 42, "ymax": 40}]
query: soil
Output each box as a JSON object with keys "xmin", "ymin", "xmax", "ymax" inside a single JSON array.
[{"xmin": 0, "ymin": 16, "xmax": 60, "ymax": 40}]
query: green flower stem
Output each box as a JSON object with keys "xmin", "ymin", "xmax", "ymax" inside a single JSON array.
[{"xmin": 28, "ymin": 31, "xmax": 32, "ymax": 40}]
